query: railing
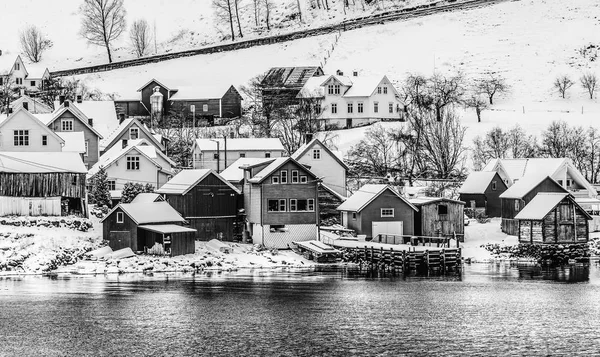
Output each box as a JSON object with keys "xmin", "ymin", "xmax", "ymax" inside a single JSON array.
[{"xmin": 375, "ymin": 233, "xmax": 463, "ymax": 248}]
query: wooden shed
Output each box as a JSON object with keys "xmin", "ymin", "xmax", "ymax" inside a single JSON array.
[
  {"xmin": 514, "ymin": 193, "xmax": 591, "ymax": 244},
  {"xmin": 101, "ymin": 201, "xmax": 196, "ymax": 257},
  {"xmin": 157, "ymin": 169, "xmax": 242, "ymax": 241},
  {"xmin": 458, "ymin": 171, "xmax": 507, "ymax": 217},
  {"xmin": 409, "ymin": 197, "xmax": 465, "ymax": 239}
]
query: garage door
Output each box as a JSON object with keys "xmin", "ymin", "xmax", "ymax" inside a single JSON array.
[
  {"xmin": 109, "ymin": 231, "xmax": 131, "ymax": 250},
  {"xmin": 372, "ymin": 221, "xmax": 403, "ymax": 241}
]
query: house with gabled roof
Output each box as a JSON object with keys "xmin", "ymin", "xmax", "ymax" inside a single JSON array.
[
  {"xmin": 458, "ymin": 171, "xmax": 507, "ymax": 217},
  {"xmin": 297, "ymin": 72, "xmax": 404, "ymax": 129},
  {"xmin": 514, "ymin": 193, "xmax": 591, "ymax": 244},
  {"xmin": 131, "ymin": 192, "xmax": 164, "ymax": 203},
  {"xmin": 409, "ymin": 197, "xmax": 465, "ymax": 239},
  {"xmin": 88, "ymin": 139, "xmax": 176, "ymax": 200},
  {"xmin": 101, "ymin": 201, "xmax": 196, "ymax": 256},
  {"xmin": 499, "ymin": 175, "xmax": 569, "ymax": 235},
  {"xmin": 337, "ymin": 184, "xmax": 418, "ymax": 240},
  {"xmin": 260, "ymin": 66, "xmax": 324, "ymax": 110},
  {"xmin": 157, "ymin": 169, "xmax": 242, "ymax": 241},
  {"xmin": 243, "ymin": 156, "xmax": 319, "ymax": 248},
  {"xmin": 191, "ymin": 137, "xmax": 286, "ymax": 172},
  {"xmin": 10, "ymin": 95, "xmax": 53, "ymax": 114},
  {"xmin": 0, "ymin": 55, "xmax": 50, "ymax": 91},
  {"xmin": 100, "ymin": 117, "xmax": 165, "ymax": 155},
  {"xmin": 0, "ymin": 107, "xmax": 64, "ymax": 152},
  {"xmin": 220, "ymin": 157, "xmax": 274, "ymax": 190}
]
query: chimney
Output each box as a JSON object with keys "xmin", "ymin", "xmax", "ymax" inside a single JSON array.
[
  {"xmin": 8, "ymin": 108, "xmax": 13, "ymax": 114},
  {"xmin": 336, "ymin": 69, "xmax": 343, "ymax": 76},
  {"xmin": 23, "ymin": 102, "xmax": 29, "ymax": 111},
  {"xmin": 77, "ymin": 95, "xmax": 83, "ymax": 103},
  {"xmin": 59, "ymin": 95, "xmax": 66, "ymax": 105},
  {"xmin": 122, "ymin": 139, "xmax": 128, "ymax": 149},
  {"xmin": 353, "ymin": 71, "xmax": 358, "ymax": 77},
  {"xmin": 64, "ymin": 100, "xmax": 70, "ymax": 108},
  {"xmin": 305, "ymin": 133, "xmax": 314, "ymax": 143},
  {"xmin": 88, "ymin": 118, "xmax": 93, "ymax": 126},
  {"xmin": 119, "ymin": 113, "xmax": 125, "ymax": 124}
]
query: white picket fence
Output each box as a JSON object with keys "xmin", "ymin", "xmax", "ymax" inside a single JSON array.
[{"xmin": 0, "ymin": 196, "xmax": 62, "ymax": 217}]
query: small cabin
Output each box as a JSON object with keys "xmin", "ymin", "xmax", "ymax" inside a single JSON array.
[
  {"xmin": 459, "ymin": 171, "xmax": 507, "ymax": 217},
  {"xmin": 514, "ymin": 193, "xmax": 591, "ymax": 244},
  {"xmin": 409, "ymin": 197, "xmax": 465, "ymax": 239},
  {"xmin": 101, "ymin": 201, "xmax": 196, "ymax": 257}
]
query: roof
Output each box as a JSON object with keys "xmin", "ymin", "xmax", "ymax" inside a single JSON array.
[
  {"xmin": 52, "ymin": 101, "xmax": 119, "ymax": 140},
  {"xmin": 336, "ymin": 184, "xmax": 418, "ymax": 212},
  {"xmin": 88, "ymin": 139, "xmax": 174, "ymax": 177},
  {"xmin": 193, "ymin": 137, "xmax": 285, "ymax": 152},
  {"xmin": 157, "ymin": 169, "xmax": 241, "ymax": 195},
  {"xmin": 0, "ymin": 152, "xmax": 87, "ymax": 173},
  {"xmin": 220, "ymin": 158, "xmax": 274, "ymax": 182},
  {"xmin": 458, "ymin": 171, "xmax": 499, "ymax": 194},
  {"xmin": 291, "ymin": 138, "xmax": 349, "ymax": 171},
  {"xmin": 50, "ymin": 104, "xmax": 103, "ymax": 139},
  {"xmin": 343, "ymin": 76, "xmax": 388, "ymax": 97},
  {"xmin": 514, "ymin": 193, "xmax": 572, "ymax": 220},
  {"xmin": 169, "ymin": 84, "xmax": 238, "ymax": 100},
  {"xmin": 409, "ymin": 197, "xmax": 465, "ymax": 205},
  {"xmin": 10, "ymin": 96, "xmax": 53, "ymax": 114},
  {"xmin": 296, "ymin": 76, "xmax": 326, "ymax": 99},
  {"xmin": 0, "ymin": 108, "xmax": 65, "ymax": 145},
  {"xmin": 25, "ymin": 64, "xmax": 49, "ymax": 79},
  {"xmin": 101, "ymin": 202, "xmax": 185, "ymax": 225},
  {"xmin": 56, "ymin": 132, "xmax": 86, "ymax": 153},
  {"xmin": 247, "ymin": 157, "xmax": 317, "ymax": 184},
  {"xmin": 260, "ymin": 67, "xmax": 323, "ymax": 89},
  {"xmin": 137, "ymin": 78, "xmax": 174, "ymax": 92},
  {"xmin": 131, "ymin": 192, "xmax": 164, "ymax": 203},
  {"xmin": 101, "ymin": 118, "xmax": 164, "ymax": 152},
  {"xmin": 499, "ymin": 175, "xmax": 567, "ymax": 199},
  {"xmin": 320, "ymin": 183, "xmax": 347, "ymax": 201},
  {"xmin": 483, "ymin": 158, "xmax": 566, "ymax": 182},
  {"xmin": 138, "ymin": 224, "xmax": 197, "ymax": 234},
  {"xmin": 320, "ymin": 74, "xmax": 353, "ymax": 87}
]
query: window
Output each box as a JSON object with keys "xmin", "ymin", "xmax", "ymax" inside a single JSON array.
[
  {"xmin": 291, "ymin": 170, "xmax": 299, "ymax": 183},
  {"xmin": 280, "ymin": 170, "xmax": 288, "ymax": 184},
  {"xmin": 85, "ymin": 141, "xmax": 89, "ymax": 157},
  {"xmin": 438, "ymin": 204, "xmax": 448, "ymax": 215},
  {"xmin": 30, "ymin": 81, "xmax": 36, "ymax": 87},
  {"xmin": 290, "ymin": 199, "xmax": 298, "ymax": 211},
  {"xmin": 308, "ymin": 199, "xmax": 314, "ymax": 211},
  {"xmin": 300, "ymin": 176, "xmax": 308, "ymax": 183},
  {"xmin": 347, "ymin": 102, "xmax": 353, "ymax": 113},
  {"xmin": 16, "ymin": 78, "xmax": 23, "ymax": 85},
  {"xmin": 374, "ymin": 102, "xmax": 379, "ymax": 113},
  {"xmin": 279, "ymin": 199, "xmax": 287, "ymax": 212},
  {"xmin": 381, "ymin": 208, "xmax": 394, "ymax": 217},
  {"xmin": 383, "ymin": 86, "xmax": 388, "ymax": 94},
  {"xmin": 566, "ymin": 179, "xmax": 573, "ymax": 188},
  {"xmin": 61, "ymin": 119, "xmax": 73, "ymax": 131},
  {"xmin": 313, "ymin": 149, "xmax": 321, "ymax": 160},
  {"xmin": 126, "ymin": 156, "xmax": 140, "ymax": 170},
  {"xmin": 13, "ymin": 130, "xmax": 29, "ymax": 146},
  {"xmin": 268, "ymin": 199, "xmax": 279, "ymax": 212},
  {"xmin": 116, "ymin": 212, "xmax": 124, "ymax": 223},
  {"xmin": 42, "ymin": 135, "xmax": 47, "ymax": 146},
  {"xmin": 328, "ymin": 85, "xmax": 334, "ymax": 95},
  {"xmin": 272, "ymin": 175, "xmax": 280, "ymax": 184},
  {"xmin": 265, "ymin": 152, "xmax": 271, "ymax": 158},
  {"xmin": 108, "ymin": 180, "xmax": 116, "ymax": 191},
  {"xmin": 331, "ymin": 103, "xmax": 337, "ymax": 114},
  {"xmin": 358, "ymin": 102, "xmax": 364, "ymax": 113},
  {"xmin": 213, "ymin": 153, "xmax": 219, "ymax": 160},
  {"xmin": 129, "ymin": 127, "xmax": 139, "ymax": 140},
  {"xmin": 389, "ymin": 103, "xmax": 394, "ymax": 114},
  {"xmin": 352, "ymin": 212, "xmax": 357, "ymax": 220},
  {"xmin": 72, "ymin": 176, "xmax": 78, "ymax": 185},
  {"xmin": 491, "ymin": 181, "xmax": 497, "ymax": 191},
  {"xmin": 377, "ymin": 86, "xmax": 382, "ymax": 94},
  {"xmin": 203, "ymin": 104, "xmax": 208, "ymax": 112},
  {"xmin": 15, "ymin": 63, "xmax": 20, "ymax": 70},
  {"xmin": 514, "ymin": 200, "xmax": 520, "ymax": 212},
  {"xmin": 290, "ymin": 199, "xmax": 315, "ymax": 212},
  {"xmin": 239, "ymin": 153, "xmax": 246, "ymax": 158}
]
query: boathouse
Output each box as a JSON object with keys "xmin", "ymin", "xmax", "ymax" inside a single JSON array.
[
  {"xmin": 458, "ymin": 171, "xmax": 507, "ymax": 217},
  {"xmin": 101, "ymin": 201, "xmax": 196, "ymax": 256},
  {"xmin": 514, "ymin": 193, "xmax": 591, "ymax": 244},
  {"xmin": 409, "ymin": 197, "xmax": 465, "ymax": 239}
]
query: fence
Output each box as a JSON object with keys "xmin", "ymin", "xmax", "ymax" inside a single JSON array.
[
  {"xmin": 374, "ymin": 233, "xmax": 463, "ymax": 247},
  {"xmin": 0, "ymin": 196, "xmax": 62, "ymax": 217}
]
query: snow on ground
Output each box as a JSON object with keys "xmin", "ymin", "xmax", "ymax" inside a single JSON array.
[{"xmin": 462, "ymin": 218, "xmax": 518, "ymax": 262}]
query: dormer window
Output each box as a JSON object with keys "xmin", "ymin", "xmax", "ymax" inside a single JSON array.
[
  {"xmin": 328, "ymin": 84, "xmax": 340, "ymax": 95},
  {"xmin": 129, "ymin": 127, "xmax": 139, "ymax": 140}
]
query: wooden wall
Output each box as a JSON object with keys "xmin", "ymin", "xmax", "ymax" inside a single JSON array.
[
  {"xmin": 358, "ymin": 191, "xmax": 415, "ymax": 238},
  {"xmin": 0, "ymin": 196, "xmax": 61, "ymax": 216},
  {"xmin": 221, "ymin": 86, "xmax": 242, "ymax": 118},
  {"xmin": 189, "ymin": 217, "xmax": 235, "ymax": 241},
  {"xmin": 415, "ymin": 200, "xmax": 464, "ymax": 237},
  {"xmin": 138, "ymin": 228, "xmax": 195, "ymax": 256},
  {"xmin": 166, "ymin": 173, "xmax": 239, "ymax": 218},
  {"xmin": 518, "ymin": 199, "xmax": 590, "ymax": 244},
  {"xmin": 0, "ymin": 173, "xmax": 86, "ymax": 198},
  {"xmin": 104, "ymin": 207, "xmax": 138, "ymax": 251}
]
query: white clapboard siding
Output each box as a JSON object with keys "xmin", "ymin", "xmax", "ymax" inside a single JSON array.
[{"xmin": 0, "ymin": 196, "xmax": 62, "ymax": 216}]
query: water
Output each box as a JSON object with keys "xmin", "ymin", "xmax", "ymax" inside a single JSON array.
[{"xmin": 1, "ymin": 264, "xmax": 600, "ymax": 356}]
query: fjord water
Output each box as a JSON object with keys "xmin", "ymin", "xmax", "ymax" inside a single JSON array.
[{"xmin": 1, "ymin": 264, "xmax": 600, "ymax": 356}]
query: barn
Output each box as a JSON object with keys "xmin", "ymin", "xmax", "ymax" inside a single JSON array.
[
  {"xmin": 101, "ymin": 201, "xmax": 196, "ymax": 257},
  {"xmin": 514, "ymin": 193, "xmax": 591, "ymax": 244},
  {"xmin": 458, "ymin": 171, "xmax": 507, "ymax": 217},
  {"xmin": 409, "ymin": 197, "xmax": 465, "ymax": 239}
]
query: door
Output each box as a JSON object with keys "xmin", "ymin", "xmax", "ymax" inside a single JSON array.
[
  {"xmin": 109, "ymin": 231, "xmax": 131, "ymax": 250},
  {"xmin": 346, "ymin": 119, "xmax": 352, "ymax": 129},
  {"xmin": 372, "ymin": 221, "xmax": 403, "ymax": 242}
]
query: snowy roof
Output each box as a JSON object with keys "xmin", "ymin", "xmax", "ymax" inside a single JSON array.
[
  {"xmin": 35, "ymin": 113, "xmax": 55, "ymax": 124},
  {"xmin": 131, "ymin": 192, "xmax": 163, "ymax": 203},
  {"xmin": 88, "ymin": 139, "xmax": 174, "ymax": 177},
  {"xmin": 25, "ymin": 63, "xmax": 49, "ymax": 79},
  {"xmin": 320, "ymin": 183, "xmax": 347, "ymax": 201},
  {"xmin": 0, "ymin": 108, "xmax": 64, "ymax": 145},
  {"xmin": 291, "ymin": 138, "xmax": 349, "ymax": 170},
  {"xmin": 101, "ymin": 118, "xmax": 164, "ymax": 152},
  {"xmin": 247, "ymin": 157, "xmax": 315, "ymax": 184},
  {"xmin": 107, "ymin": 202, "xmax": 186, "ymax": 225},
  {"xmin": 296, "ymin": 76, "xmax": 326, "ymax": 99},
  {"xmin": 193, "ymin": 137, "xmax": 285, "ymax": 152},
  {"xmin": 320, "ymin": 74, "xmax": 353, "ymax": 87},
  {"xmin": 499, "ymin": 175, "xmax": 566, "ymax": 199},
  {"xmin": 169, "ymin": 84, "xmax": 237, "ymax": 100},
  {"xmin": 10, "ymin": 96, "xmax": 53, "ymax": 114},
  {"xmin": 0, "ymin": 55, "xmax": 18, "ymax": 75},
  {"xmin": 56, "ymin": 132, "xmax": 86, "ymax": 153},
  {"xmin": 458, "ymin": 171, "xmax": 499, "ymax": 194},
  {"xmin": 343, "ymin": 76, "xmax": 387, "ymax": 97},
  {"xmin": 514, "ymin": 193, "xmax": 571, "ymax": 220},
  {"xmin": 409, "ymin": 197, "xmax": 465, "ymax": 205},
  {"xmin": 137, "ymin": 78, "xmax": 174, "ymax": 92},
  {"xmin": 157, "ymin": 169, "xmax": 240, "ymax": 195},
  {"xmin": 220, "ymin": 157, "xmax": 274, "ymax": 182},
  {"xmin": 261, "ymin": 67, "xmax": 323, "ymax": 89},
  {"xmin": 138, "ymin": 224, "xmax": 196, "ymax": 234},
  {"xmin": 0, "ymin": 152, "xmax": 87, "ymax": 173},
  {"xmin": 483, "ymin": 158, "xmax": 566, "ymax": 181},
  {"xmin": 50, "ymin": 104, "xmax": 103, "ymax": 139},
  {"xmin": 337, "ymin": 184, "xmax": 418, "ymax": 212},
  {"xmin": 53, "ymin": 101, "xmax": 119, "ymax": 140}
]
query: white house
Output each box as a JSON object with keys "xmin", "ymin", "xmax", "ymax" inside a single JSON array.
[
  {"xmin": 0, "ymin": 55, "xmax": 50, "ymax": 91},
  {"xmin": 100, "ymin": 117, "xmax": 165, "ymax": 155},
  {"xmin": 88, "ymin": 139, "xmax": 176, "ymax": 200},
  {"xmin": 10, "ymin": 94, "xmax": 53, "ymax": 114},
  {"xmin": 291, "ymin": 138, "xmax": 348, "ymax": 197},
  {"xmin": 191, "ymin": 137, "xmax": 286, "ymax": 172},
  {"xmin": 297, "ymin": 72, "xmax": 404, "ymax": 129},
  {"xmin": 0, "ymin": 107, "xmax": 64, "ymax": 152}
]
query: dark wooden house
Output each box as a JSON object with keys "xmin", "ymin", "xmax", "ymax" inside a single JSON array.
[
  {"xmin": 114, "ymin": 79, "xmax": 243, "ymax": 121},
  {"xmin": 157, "ymin": 169, "xmax": 242, "ymax": 241},
  {"xmin": 244, "ymin": 157, "xmax": 319, "ymax": 248},
  {"xmin": 458, "ymin": 171, "xmax": 507, "ymax": 217},
  {"xmin": 409, "ymin": 197, "xmax": 465, "ymax": 239},
  {"xmin": 514, "ymin": 193, "xmax": 591, "ymax": 244},
  {"xmin": 260, "ymin": 66, "xmax": 324, "ymax": 114},
  {"xmin": 499, "ymin": 175, "xmax": 568, "ymax": 235},
  {"xmin": 0, "ymin": 152, "xmax": 88, "ymax": 216},
  {"xmin": 337, "ymin": 184, "xmax": 418, "ymax": 240},
  {"xmin": 101, "ymin": 201, "xmax": 196, "ymax": 257}
]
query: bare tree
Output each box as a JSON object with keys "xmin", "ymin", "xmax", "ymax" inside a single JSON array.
[
  {"xmin": 213, "ymin": 0, "xmax": 236, "ymax": 40},
  {"xmin": 233, "ymin": 0, "xmax": 244, "ymax": 38},
  {"xmin": 19, "ymin": 25, "xmax": 52, "ymax": 63},
  {"xmin": 464, "ymin": 93, "xmax": 488, "ymax": 123},
  {"xmin": 553, "ymin": 75, "xmax": 574, "ymax": 99},
  {"xmin": 129, "ymin": 19, "xmax": 152, "ymax": 58},
  {"xmin": 580, "ymin": 72, "xmax": 598, "ymax": 99},
  {"xmin": 79, "ymin": 0, "xmax": 126, "ymax": 63},
  {"xmin": 296, "ymin": 0, "xmax": 303, "ymax": 22},
  {"xmin": 347, "ymin": 124, "xmax": 398, "ymax": 177},
  {"xmin": 264, "ymin": 0, "xmax": 275, "ymax": 30},
  {"xmin": 477, "ymin": 73, "xmax": 508, "ymax": 105},
  {"xmin": 251, "ymin": 0, "xmax": 261, "ymax": 26},
  {"xmin": 507, "ymin": 125, "xmax": 537, "ymax": 158},
  {"xmin": 430, "ymin": 72, "xmax": 465, "ymax": 121}
]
